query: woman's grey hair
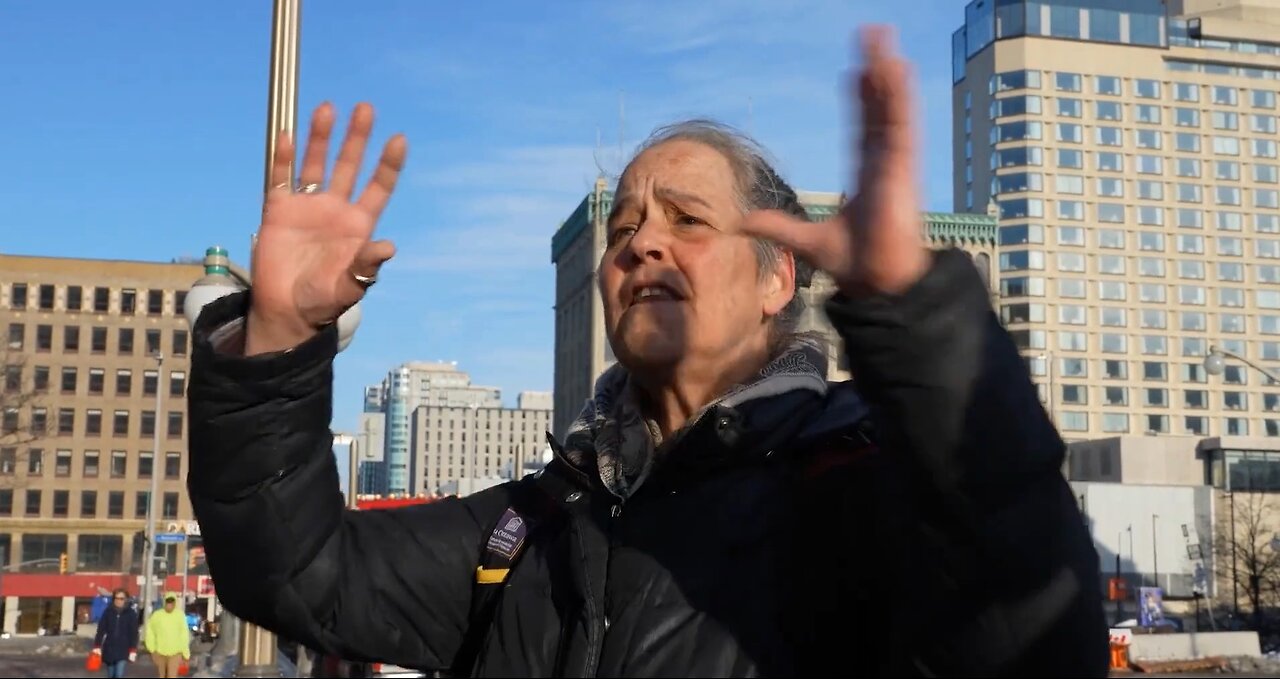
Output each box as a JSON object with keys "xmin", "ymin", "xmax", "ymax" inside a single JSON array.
[{"xmin": 631, "ymin": 119, "xmax": 817, "ymax": 353}]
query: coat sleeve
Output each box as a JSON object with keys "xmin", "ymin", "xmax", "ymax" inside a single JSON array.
[
  {"xmin": 825, "ymin": 248, "xmax": 1109, "ymax": 677},
  {"xmin": 128, "ymin": 611, "xmax": 139, "ymax": 651},
  {"xmin": 186, "ymin": 292, "xmax": 512, "ymax": 671},
  {"xmin": 93, "ymin": 612, "xmax": 107, "ymax": 648}
]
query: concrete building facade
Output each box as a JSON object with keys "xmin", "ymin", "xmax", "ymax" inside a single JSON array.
[
  {"xmin": 366, "ymin": 362, "xmax": 502, "ymax": 495},
  {"xmin": 0, "ymin": 254, "xmax": 208, "ymax": 634},
  {"xmin": 409, "ymin": 390, "xmax": 553, "ymax": 496},
  {"xmin": 952, "ymin": 0, "xmax": 1280, "ymax": 440},
  {"xmin": 1068, "ymin": 434, "xmax": 1280, "ymax": 618}
]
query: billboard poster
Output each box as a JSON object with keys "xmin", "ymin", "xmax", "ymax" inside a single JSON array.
[{"xmin": 1138, "ymin": 586, "xmax": 1165, "ymax": 627}]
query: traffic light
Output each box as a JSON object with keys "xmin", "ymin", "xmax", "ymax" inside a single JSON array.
[{"xmin": 58, "ymin": 552, "xmax": 68, "ymax": 574}]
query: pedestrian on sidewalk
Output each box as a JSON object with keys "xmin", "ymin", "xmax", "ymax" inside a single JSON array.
[
  {"xmin": 187, "ymin": 24, "xmax": 1108, "ymax": 678},
  {"xmin": 144, "ymin": 593, "xmax": 190, "ymax": 678},
  {"xmin": 92, "ymin": 588, "xmax": 139, "ymax": 678}
]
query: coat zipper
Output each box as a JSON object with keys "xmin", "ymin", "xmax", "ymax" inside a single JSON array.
[{"xmin": 581, "ymin": 500, "xmax": 623, "ymax": 677}]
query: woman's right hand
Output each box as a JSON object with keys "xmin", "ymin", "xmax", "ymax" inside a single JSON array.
[{"xmin": 245, "ymin": 102, "xmax": 407, "ymax": 355}]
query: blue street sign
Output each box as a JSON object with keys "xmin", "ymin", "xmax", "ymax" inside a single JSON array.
[{"xmin": 155, "ymin": 533, "xmax": 187, "ymax": 544}]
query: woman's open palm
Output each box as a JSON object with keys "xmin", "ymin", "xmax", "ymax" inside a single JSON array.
[
  {"xmin": 247, "ymin": 103, "xmax": 406, "ymax": 353},
  {"xmin": 742, "ymin": 26, "xmax": 928, "ymax": 297}
]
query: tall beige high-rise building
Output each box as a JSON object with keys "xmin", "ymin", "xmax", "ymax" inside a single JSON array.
[
  {"xmin": 550, "ymin": 183, "xmax": 997, "ymax": 436},
  {"xmin": 952, "ymin": 0, "xmax": 1280, "ymax": 441}
]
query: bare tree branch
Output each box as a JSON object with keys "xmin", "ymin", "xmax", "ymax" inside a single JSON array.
[
  {"xmin": 0, "ymin": 347, "xmax": 52, "ymax": 490},
  {"xmin": 1216, "ymin": 491, "xmax": 1280, "ymax": 623}
]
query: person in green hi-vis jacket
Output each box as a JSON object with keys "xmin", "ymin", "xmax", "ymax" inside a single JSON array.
[{"xmin": 145, "ymin": 592, "xmax": 190, "ymax": 678}]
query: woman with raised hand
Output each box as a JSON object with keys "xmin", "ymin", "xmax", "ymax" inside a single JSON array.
[{"xmin": 187, "ymin": 26, "xmax": 1108, "ymax": 678}]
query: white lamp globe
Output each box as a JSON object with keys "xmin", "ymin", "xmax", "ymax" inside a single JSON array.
[{"xmin": 335, "ymin": 303, "xmax": 362, "ymax": 353}]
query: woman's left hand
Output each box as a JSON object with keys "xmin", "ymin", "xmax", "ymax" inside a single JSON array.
[{"xmin": 742, "ymin": 25, "xmax": 929, "ymax": 298}]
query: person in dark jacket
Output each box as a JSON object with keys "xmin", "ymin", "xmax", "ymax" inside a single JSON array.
[
  {"xmin": 187, "ymin": 28, "xmax": 1108, "ymax": 677},
  {"xmin": 93, "ymin": 588, "xmax": 139, "ymax": 678}
]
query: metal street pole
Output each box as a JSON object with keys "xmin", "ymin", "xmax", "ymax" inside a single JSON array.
[
  {"xmin": 236, "ymin": 0, "xmax": 300, "ymax": 676},
  {"xmin": 1229, "ymin": 491, "xmax": 1240, "ymax": 618},
  {"xmin": 142, "ymin": 352, "xmax": 164, "ymax": 631},
  {"xmin": 1152, "ymin": 513, "xmax": 1159, "ymax": 590}
]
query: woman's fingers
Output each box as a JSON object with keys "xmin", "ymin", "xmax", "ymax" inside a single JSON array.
[
  {"xmin": 356, "ymin": 134, "xmax": 409, "ymax": 222},
  {"xmin": 329, "ymin": 103, "xmax": 375, "ymax": 199},
  {"xmin": 297, "ymin": 103, "xmax": 336, "ymax": 191},
  {"xmin": 741, "ymin": 209, "xmax": 844, "ymax": 274}
]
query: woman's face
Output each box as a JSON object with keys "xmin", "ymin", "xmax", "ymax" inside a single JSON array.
[{"xmin": 599, "ymin": 140, "xmax": 793, "ymax": 376}]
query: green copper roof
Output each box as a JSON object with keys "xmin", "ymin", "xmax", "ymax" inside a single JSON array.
[{"xmin": 551, "ymin": 188, "xmax": 996, "ymax": 262}]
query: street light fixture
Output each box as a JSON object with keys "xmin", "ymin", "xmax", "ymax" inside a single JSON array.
[{"xmin": 1204, "ymin": 345, "xmax": 1280, "ymax": 383}]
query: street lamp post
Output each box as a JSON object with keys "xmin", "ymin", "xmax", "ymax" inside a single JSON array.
[
  {"xmin": 1036, "ymin": 352, "xmax": 1055, "ymax": 424},
  {"xmin": 141, "ymin": 353, "xmax": 165, "ymax": 630},
  {"xmin": 1151, "ymin": 513, "xmax": 1160, "ymax": 591},
  {"xmin": 179, "ymin": 1, "xmax": 364, "ymax": 675}
]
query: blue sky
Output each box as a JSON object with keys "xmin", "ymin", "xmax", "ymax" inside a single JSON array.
[{"xmin": 1, "ymin": 0, "xmax": 961, "ymax": 434}]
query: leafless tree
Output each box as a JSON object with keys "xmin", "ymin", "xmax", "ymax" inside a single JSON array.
[
  {"xmin": 0, "ymin": 349, "xmax": 50, "ymax": 489},
  {"xmin": 1217, "ymin": 490, "xmax": 1280, "ymax": 628}
]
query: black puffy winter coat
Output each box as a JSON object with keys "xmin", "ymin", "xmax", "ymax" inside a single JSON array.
[{"xmin": 187, "ymin": 250, "xmax": 1109, "ymax": 677}]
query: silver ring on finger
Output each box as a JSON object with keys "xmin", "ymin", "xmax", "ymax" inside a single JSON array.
[
  {"xmin": 297, "ymin": 182, "xmax": 323, "ymax": 194},
  {"xmin": 351, "ymin": 271, "xmax": 377, "ymax": 288}
]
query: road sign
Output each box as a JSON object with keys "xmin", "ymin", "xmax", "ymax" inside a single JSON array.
[{"xmin": 155, "ymin": 533, "xmax": 187, "ymax": 544}]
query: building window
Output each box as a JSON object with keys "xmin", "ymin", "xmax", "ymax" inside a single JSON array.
[
  {"xmin": 0, "ymin": 489, "xmax": 11, "ymax": 516},
  {"xmin": 117, "ymin": 328, "xmax": 134, "ymax": 355},
  {"xmin": 88, "ymin": 369, "xmax": 103, "ymax": 395},
  {"xmin": 172, "ymin": 330, "xmax": 188, "ymax": 357},
  {"xmin": 135, "ymin": 491, "xmax": 149, "ymax": 519},
  {"xmin": 164, "ymin": 452, "xmax": 181, "ymax": 479},
  {"xmin": 93, "ymin": 287, "xmax": 109, "ymax": 312},
  {"xmin": 84, "ymin": 450, "xmax": 100, "ymax": 478},
  {"xmin": 162, "ymin": 492, "xmax": 179, "ymax": 520},
  {"xmin": 52, "ymin": 490, "xmax": 69, "ymax": 518},
  {"xmin": 1102, "ymin": 413, "xmax": 1130, "ymax": 433},
  {"xmin": 167, "ymin": 412, "xmax": 183, "ymax": 439},
  {"xmin": 27, "ymin": 448, "xmax": 42, "ymax": 476},
  {"xmin": 78, "ymin": 534, "xmax": 123, "ymax": 572},
  {"xmin": 86, "ymin": 409, "xmax": 101, "ymax": 436},
  {"xmin": 147, "ymin": 290, "xmax": 163, "ymax": 315},
  {"xmin": 9, "ymin": 283, "xmax": 27, "ymax": 310},
  {"xmin": 54, "ymin": 450, "xmax": 71, "ymax": 476},
  {"xmin": 143, "ymin": 371, "xmax": 158, "ymax": 396},
  {"xmin": 120, "ymin": 289, "xmax": 136, "ymax": 315},
  {"xmin": 3, "ymin": 365, "xmax": 19, "ymax": 394},
  {"xmin": 145, "ymin": 330, "xmax": 160, "ymax": 355},
  {"xmin": 116, "ymin": 370, "xmax": 131, "ymax": 396},
  {"xmin": 80, "ymin": 490, "xmax": 97, "ymax": 518},
  {"xmin": 24, "ymin": 490, "xmax": 41, "ymax": 517},
  {"xmin": 169, "ymin": 372, "xmax": 186, "ymax": 397},
  {"xmin": 139, "ymin": 451, "xmax": 153, "ymax": 479},
  {"xmin": 90, "ymin": 326, "xmax": 107, "ymax": 353},
  {"xmin": 141, "ymin": 411, "xmax": 155, "ymax": 437},
  {"xmin": 60, "ymin": 367, "xmax": 77, "ymax": 395},
  {"xmin": 34, "ymin": 325, "xmax": 51, "ymax": 352},
  {"xmin": 66, "ymin": 285, "xmax": 81, "ymax": 312},
  {"xmin": 32, "ymin": 366, "xmax": 48, "ymax": 392},
  {"xmin": 111, "ymin": 450, "xmax": 127, "ymax": 478},
  {"xmin": 0, "ymin": 448, "xmax": 15, "ymax": 475},
  {"xmin": 57, "ymin": 408, "xmax": 74, "ymax": 435},
  {"xmin": 113, "ymin": 410, "xmax": 129, "ymax": 437},
  {"xmin": 6, "ymin": 323, "xmax": 22, "ymax": 351},
  {"xmin": 37, "ymin": 284, "xmax": 54, "ymax": 310}
]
